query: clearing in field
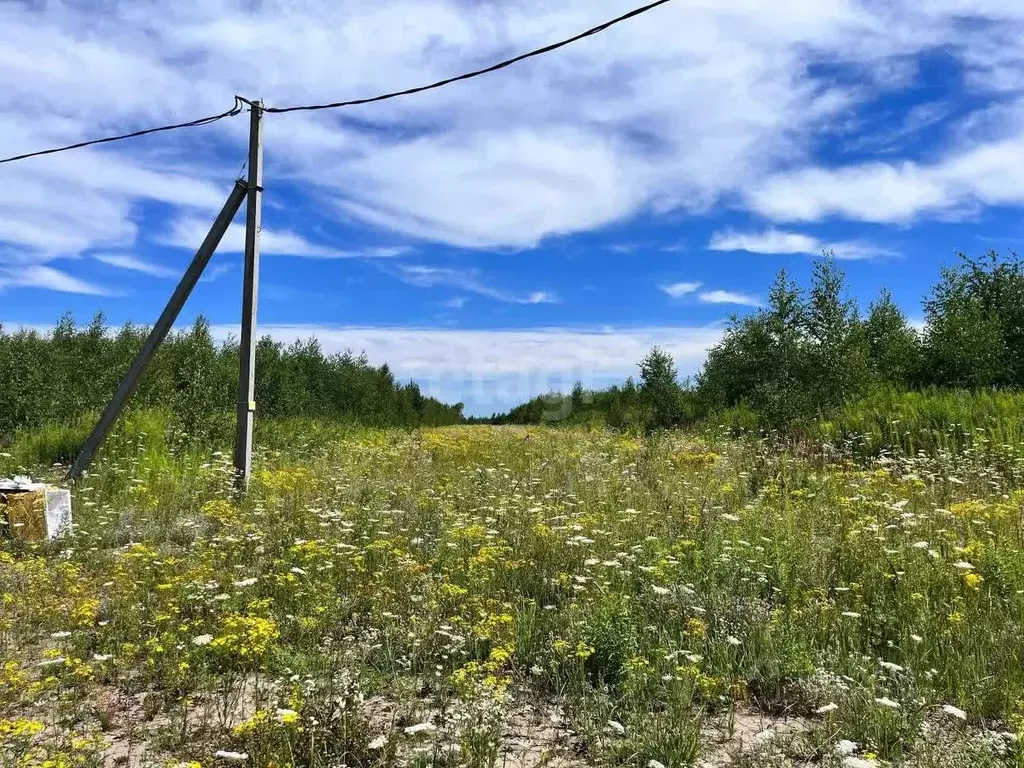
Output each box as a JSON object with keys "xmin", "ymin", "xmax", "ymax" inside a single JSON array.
[{"xmin": 1, "ymin": 424, "xmax": 1023, "ymax": 767}]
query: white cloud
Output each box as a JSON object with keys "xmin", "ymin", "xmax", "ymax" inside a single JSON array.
[
  {"xmin": 709, "ymin": 228, "xmax": 895, "ymax": 260},
  {"xmin": 199, "ymin": 263, "xmax": 233, "ymax": 283},
  {"xmin": 0, "ymin": 265, "xmax": 112, "ymax": 296},
  {"xmin": 162, "ymin": 217, "xmax": 410, "ymax": 259},
  {"xmin": 1, "ymin": 0, "xmax": 1024, "ymax": 264},
  {"xmin": 661, "ymin": 281, "xmax": 702, "ymax": 298},
  {"xmin": 94, "ymin": 253, "xmax": 178, "ymax": 278},
  {"xmin": 527, "ymin": 291, "xmax": 557, "ymax": 305},
  {"xmin": 710, "ymin": 230, "xmax": 819, "ymax": 255},
  {"xmin": 698, "ymin": 289, "xmax": 762, "ymax": 307},
  {"xmin": 393, "ymin": 265, "xmax": 557, "ymax": 304},
  {"xmin": 441, "ymin": 296, "xmax": 467, "ymax": 309}
]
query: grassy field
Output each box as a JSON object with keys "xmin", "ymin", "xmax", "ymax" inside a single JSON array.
[{"xmin": 2, "ymin": 422, "xmax": 1024, "ymax": 767}]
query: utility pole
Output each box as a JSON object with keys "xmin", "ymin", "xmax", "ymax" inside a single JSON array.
[{"xmin": 233, "ymin": 99, "xmax": 263, "ymax": 489}]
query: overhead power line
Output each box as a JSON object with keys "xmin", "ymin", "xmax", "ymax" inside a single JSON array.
[
  {"xmin": 256, "ymin": 0, "xmax": 674, "ymax": 113},
  {"xmin": 0, "ymin": 0, "xmax": 674, "ymax": 166},
  {"xmin": 0, "ymin": 98, "xmax": 245, "ymax": 166}
]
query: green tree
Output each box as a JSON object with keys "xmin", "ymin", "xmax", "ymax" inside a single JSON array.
[
  {"xmin": 923, "ymin": 252, "xmax": 1024, "ymax": 388},
  {"xmin": 805, "ymin": 258, "xmax": 872, "ymax": 409},
  {"xmin": 863, "ymin": 288, "xmax": 920, "ymax": 387},
  {"xmin": 639, "ymin": 346, "xmax": 686, "ymax": 430}
]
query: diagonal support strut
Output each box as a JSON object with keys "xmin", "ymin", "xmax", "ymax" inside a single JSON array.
[{"xmin": 65, "ymin": 179, "xmax": 250, "ymax": 482}]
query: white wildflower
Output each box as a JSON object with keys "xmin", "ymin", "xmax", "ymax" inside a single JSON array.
[
  {"xmin": 214, "ymin": 751, "xmax": 249, "ymax": 761},
  {"xmin": 874, "ymin": 697, "xmax": 901, "ymax": 709},
  {"xmin": 192, "ymin": 634, "xmax": 214, "ymax": 646},
  {"xmin": 726, "ymin": 635, "xmax": 742, "ymax": 646},
  {"xmin": 92, "ymin": 654, "xmax": 113, "ymax": 662},
  {"xmin": 652, "ymin": 585, "xmax": 670, "ymax": 596},
  {"xmin": 834, "ymin": 739, "xmax": 859, "ymax": 756},
  {"xmin": 648, "ymin": 761, "xmax": 666, "ymax": 768},
  {"xmin": 50, "ymin": 631, "xmax": 72, "ymax": 639},
  {"xmin": 910, "ymin": 634, "xmax": 923, "ymax": 643},
  {"xmin": 233, "ymin": 577, "xmax": 258, "ymax": 588},
  {"xmin": 38, "ymin": 657, "xmax": 65, "ymax": 667},
  {"xmin": 842, "ymin": 611, "xmax": 861, "ymax": 618},
  {"xmin": 842, "ymin": 758, "xmax": 877, "ymax": 768},
  {"xmin": 368, "ymin": 735, "xmax": 387, "ymax": 750},
  {"xmin": 911, "ymin": 541, "xmax": 929, "ymax": 550},
  {"xmin": 816, "ymin": 702, "xmax": 839, "ymax": 715},
  {"xmin": 954, "ymin": 561, "xmax": 975, "ymax": 570},
  {"xmin": 880, "ymin": 661, "xmax": 904, "ymax": 672},
  {"xmin": 290, "ymin": 567, "xmax": 307, "ymax": 576},
  {"xmin": 404, "ymin": 722, "xmax": 436, "ymax": 736},
  {"xmin": 721, "ymin": 513, "xmax": 741, "ymax": 522}
]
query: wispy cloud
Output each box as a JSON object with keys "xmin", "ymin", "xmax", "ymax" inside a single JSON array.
[
  {"xmin": 660, "ymin": 281, "xmax": 702, "ymax": 299},
  {"xmin": 698, "ymin": 289, "xmax": 762, "ymax": 307},
  {"xmin": 441, "ymin": 296, "xmax": 467, "ymax": 310},
  {"xmin": 394, "ymin": 265, "xmax": 557, "ymax": 305},
  {"xmin": 199, "ymin": 263, "xmax": 233, "ymax": 283},
  {"xmin": 93, "ymin": 253, "xmax": 178, "ymax": 278},
  {"xmin": 162, "ymin": 218, "xmax": 412, "ymax": 260},
  {"xmin": 709, "ymin": 229, "xmax": 896, "ymax": 260},
  {"xmin": 0, "ymin": 264, "xmax": 113, "ymax": 296}
]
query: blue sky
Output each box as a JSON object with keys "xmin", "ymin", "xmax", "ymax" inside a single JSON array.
[{"xmin": 3, "ymin": 0, "xmax": 1024, "ymax": 415}]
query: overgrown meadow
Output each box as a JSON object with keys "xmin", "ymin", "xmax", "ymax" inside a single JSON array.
[{"xmin": 2, "ymin": 418, "xmax": 1024, "ymax": 767}]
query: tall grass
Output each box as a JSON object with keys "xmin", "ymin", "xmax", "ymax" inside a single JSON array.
[{"xmin": 1, "ymin": 418, "xmax": 1023, "ymax": 766}]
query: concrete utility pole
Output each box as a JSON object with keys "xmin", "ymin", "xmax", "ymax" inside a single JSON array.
[
  {"xmin": 233, "ymin": 100, "xmax": 264, "ymax": 489},
  {"xmin": 66, "ymin": 180, "xmax": 250, "ymax": 482}
]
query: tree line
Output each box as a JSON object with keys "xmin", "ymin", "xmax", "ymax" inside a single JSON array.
[
  {"xmin": 0, "ymin": 315, "xmax": 463, "ymax": 441},
  {"xmin": 490, "ymin": 250, "xmax": 1024, "ymax": 431}
]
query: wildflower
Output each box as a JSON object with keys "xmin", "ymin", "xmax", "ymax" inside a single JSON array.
[
  {"xmin": 192, "ymin": 634, "xmax": 214, "ymax": 646},
  {"xmin": 648, "ymin": 761, "xmax": 667, "ymax": 768},
  {"xmin": 834, "ymin": 739, "xmax": 859, "ymax": 756},
  {"xmin": 214, "ymin": 751, "xmax": 249, "ymax": 761},
  {"xmin": 912, "ymin": 541, "xmax": 929, "ymax": 550},
  {"xmin": 816, "ymin": 702, "xmax": 839, "ymax": 714},
  {"xmin": 726, "ymin": 635, "xmax": 742, "ymax": 646},
  {"xmin": 404, "ymin": 722, "xmax": 436, "ymax": 735},
  {"xmin": 963, "ymin": 572, "xmax": 984, "ymax": 589},
  {"xmin": 841, "ymin": 611, "xmax": 861, "ymax": 618},
  {"xmin": 652, "ymin": 585, "xmax": 670, "ymax": 596},
  {"xmin": 368, "ymin": 735, "xmax": 387, "ymax": 750},
  {"xmin": 721, "ymin": 513, "xmax": 741, "ymax": 523},
  {"xmin": 910, "ymin": 634, "xmax": 923, "ymax": 643},
  {"xmin": 842, "ymin": 758, "xmax": 877, "ymax": 768},
  {"xmin": 38, "ymin": 657, "xmax": 65, "ymax": 667},
  {"xmin": 50, "ymin": 631, "xmax": 72, "ymax": 639},
  {"xmin": 953, "ymin": 561, "xmax": 975, "ymax": 570},
  {"xmin": 276, "ymin": 708, "xmax": 300, "ymax": 725},
  {"xmin": 606, "ymin": 719, "xmax": 626, "ymax": 735},
  {"xmin": 879, "ymin": 661, "xmax": 904, "ymax": 672},
  {"xmin": 290, "ymin": 567, "xmax": 307, "ymax": 576},
  {"xmin": 233, "ymin": 577, "xmax": 258, "ymax": 588},
  {"xmin": 942, "ymin": 704, "xmax": 967, "ymax": 721},
  {"xmin": 92, "ymin": 654, "xmax": 113, "ymax": 662},
  {"xmin": 874, "ymin": 697, "xmax": 900, "ymax": 709}
]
